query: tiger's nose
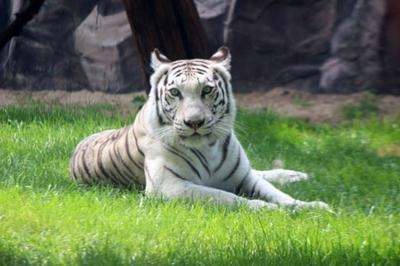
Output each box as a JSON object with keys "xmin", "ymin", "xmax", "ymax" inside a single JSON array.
[{"xmin": 184, "ymin": 119, "xmax": 205, "ymax": 130}]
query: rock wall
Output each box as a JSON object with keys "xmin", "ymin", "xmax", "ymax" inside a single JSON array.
[
  {"xmin": 319, "ymin": 0, "xmax": 386, "ymax": 92},
  {"xmin": 74, "ymin": 0, "xmax": 141, "ymax": 93},
  {"xmin": 0, "ymin": 0, "xmax": 97, "ymax": 90},
  {"xmin": 0, "ymin": 0, "xmax": 398, "ymax": 94},
  {"xmin": 225, "ymin": 0, "xmax": 336, "ymax": 91},
  {"xmin": 225, "ymin": 0, "xmax": 390, "ymax": 93}
]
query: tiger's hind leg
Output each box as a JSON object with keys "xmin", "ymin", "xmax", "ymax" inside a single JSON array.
[{"xmin": 253, "ymin": 169, "xmax": 309, "ymax": 185}]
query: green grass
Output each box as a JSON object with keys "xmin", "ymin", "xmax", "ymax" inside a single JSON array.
[{"xmin": 0, "ymin": 104, "xmax": 399, "ymax": 265}]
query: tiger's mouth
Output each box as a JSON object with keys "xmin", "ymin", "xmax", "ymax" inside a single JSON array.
[
  {"xmin": 177, "ymin": 132, "xmax": 213, "ymax": 148},
  {"xmin": 179, "ymin": 132, "xmax": 211, "ymax": 140}
]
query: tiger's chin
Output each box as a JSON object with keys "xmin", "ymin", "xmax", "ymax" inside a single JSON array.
[{"xmin": 178, "ymin": 133, "xmax": 214, "ymax": 148}]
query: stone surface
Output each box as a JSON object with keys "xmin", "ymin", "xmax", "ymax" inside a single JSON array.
[
  {"xmin": 319, "ymin": 0, "xmax": 386, "ymax": 92},
  {"xmin": 74, "ymin": 0, "xmax": 141, "ymax": 92},
  {"xmin": 225, "ymin": 0, "xmax": 336, "ymax": 92},
  {"xmin": 194, "ymin": 0, "xmax": 231, "ymax": 52},
  {"xmin": 0, "ymin": 0, "xmax": 16, "ymax": 78},
  {"xmin": 223, "ymin": 0, "xmax": 394, "ymax": 93},
  {"xmin": 1, "ymin": 0, "xmax": 98, "ymax": 90}
]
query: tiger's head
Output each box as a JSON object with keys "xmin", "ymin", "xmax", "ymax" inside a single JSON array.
[{"xmin": 148, "ymin": 47, "xmax": 235, "ymax": 148}]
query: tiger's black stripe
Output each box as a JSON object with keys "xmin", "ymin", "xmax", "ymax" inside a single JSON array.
[
  {"xmin": 163, "ymin": 74, "xmax": 168, "ymax": 85},
  {"xmin": 189, "ymin": 61, "xmax": 209, "ymax": 68},
  {"xmin": 132, "ymin": 127, "xmax": 145, "ymax": 158},
  {"xmin": 192, "ymin": 68, "xmax": 207, "ymax": 75},
  {"xmin": 107, "ymin": 130, "xmax": 132, "ymax": 185},
  {"xmin": 215, "ymin": 71, "xmax": 230, "ymax": 114},
  {"xmin": 189, "ymin": 148, "xmax": 210, "ymax": 176},
  {"xmin": 125, "ymin": 128, "xmax": 144, "ymax": 171},
  {"xmin": 235, "ymin": 167, "xmax": 251, "ymax": 195},
  {"xmin": 170, "ymin": 62, "xmax": 187, "ymax": 69},
  {"xmin": 212, "ymin": 75, "xmax": 227, "ymax": 117},
  {"xmin": 222, "ymin": 150, "xmax": 241, "ymax": 181},
  {"xmin": 74, "ymin": 153, "xmax": 88, "ymax": 184},
  {"xmin": 249, "ymin": 179, "xmax": 260, "ymax": 198},
  {"xmin": 97, "ymin": 140, "xmax": 121, "ymax": 185},
  {"xmin": 108, "ymin": 148, "xmax": 131, "ymax": 186},
  {"xmin": 174, "ymin": 70, "xmax": 184, "ymax": 77},
  {"xmin": 213, "ymin": 134, "xmax": 231, "ymax": 173},
  {"xmin": 112, "ymin": 136, "xmax": 142, "ymax": 183},
  {"xmin": 164, "ymin": 145, "xmax": 202, "ymax": 180},
  {"xmin": 80, "ymin": 147, "xmax": 95, "ymax": 184},
  {"xmin": 70, "ymin": 154, "xmax": 79, "ymax": 181},
  {"xmin": 192, "ymin": 149, "xmax": 208, "ymax": 165},
  {"xmin": 155, "ymin": 74, "xmax": 167, "ymax": 125},
  {"xmin": 164, "ymin": 166, "xmax": 187, "ymax": 181},
  {"xmin": 164, "ymin": 93, "xmax": 172, "ymax": 105}
]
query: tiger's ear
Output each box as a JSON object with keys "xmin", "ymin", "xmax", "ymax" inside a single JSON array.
[
  {"xmin": 210, "ymin": 46, "xmax": 231, "ymax": 70},
  {"xmin": 151, "ymin": 48, "xmax": 171, "ymax": 70}
]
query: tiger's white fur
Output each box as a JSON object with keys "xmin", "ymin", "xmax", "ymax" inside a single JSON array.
[{"xmin": 69, "ymin": 47, "xmax": 329, "ymax": 210}]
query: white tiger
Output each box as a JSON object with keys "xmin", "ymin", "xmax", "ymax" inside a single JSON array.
[{"xmin": 69, "ymin": 47, "xmax": 329, "ymax": 210}]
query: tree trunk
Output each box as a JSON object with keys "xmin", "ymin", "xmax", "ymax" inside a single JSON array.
[
  {"xmin": 0, "ymin": 0, "xmax": 46, "ymax": 50},
  {"xmin": 122, "ymin": 0, "xmax": 209, "ymax": 93},
  {"xmin": 381, "ymin": 0, "xmax": 400, "ymax": 94}
]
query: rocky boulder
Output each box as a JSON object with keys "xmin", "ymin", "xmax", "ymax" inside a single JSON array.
[
  {"xmin": 225, "ymin": 0, "xmax": 335, "ymax": 92},
  {"xmin": 319, "ymin": 0, "xmax": 386, "ymax": 92},
  {"xmin": 0, "ymin": 0, "xmax": 97, "ymax": 90},
  {"xmin": 74, "ymin": 0, "xmax": 141, "ymax": 93}
]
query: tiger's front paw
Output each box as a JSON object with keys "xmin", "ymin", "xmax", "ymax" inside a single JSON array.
[
  {"xmin": 246, "ymin": 199, "xmax": 278, "ymax": 210},
  {"xmin": 267, "ymin": 169, "xmax": 309, "ymax": 185},
  {"xmin": 292, "ymin": 200, "xmax": 331, "ymax": 211}
]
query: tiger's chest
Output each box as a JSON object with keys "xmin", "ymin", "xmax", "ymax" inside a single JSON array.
[{"xmin": 151, "ymin": 139, "xmax": 240, "ymax": 188}]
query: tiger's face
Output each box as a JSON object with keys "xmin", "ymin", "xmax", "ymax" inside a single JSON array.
[{"xmin": 149, "ymin": 47, "xmax": 235, "ymax": 148}]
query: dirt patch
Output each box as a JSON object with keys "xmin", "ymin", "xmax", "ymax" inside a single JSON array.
[
  {"xmin": 1, "ymin": 87, "xmax": 399, "ymax": 123},
  {"xmin": 376, "ymin": 145, "xmax": 400, "ymax": 157},
  {"xmin": 235, "ymin": 88, "xmax": 400, "ymax": 122},
  {"xmin": 0, "ymin": 88, "xmax": 144, "ymax": 117}
]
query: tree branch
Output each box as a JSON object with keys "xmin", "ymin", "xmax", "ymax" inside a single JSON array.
[{"xmin": 0, "ymin": 0, "xmax": 46, "ymax": 50}]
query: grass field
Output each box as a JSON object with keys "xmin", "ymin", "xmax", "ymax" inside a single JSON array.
[{"xmin": 0, "ymin": 104, "xmax": 399, "ymax": 265}]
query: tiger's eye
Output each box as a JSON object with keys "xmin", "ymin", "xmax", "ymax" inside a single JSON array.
[
  {"xmin": 202, "ymin": 86, "xmax": 212, "ymax": 95},
  {"xmin": 170, "ymin": 88, "xmax": 180, "ymax": 97}
]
